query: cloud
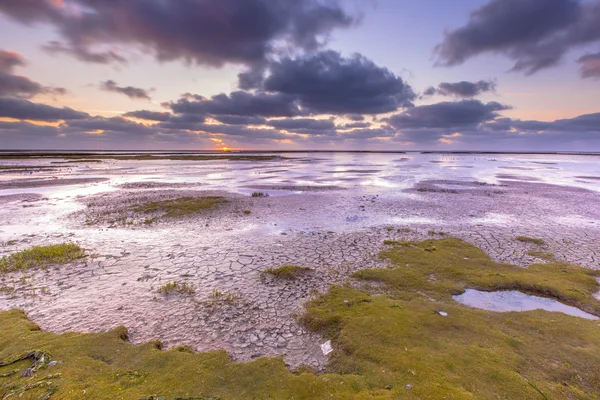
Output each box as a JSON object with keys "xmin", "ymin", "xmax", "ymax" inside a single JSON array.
[
  {"xmin": 268, "ymin": 118, "xmax": 335, "ymax": 131},
  {"xmin": 0, "ymin": 49, "xmax": 66, "ymax": 98},
  {"xmin": 338, "ymin": 122, "xmax": 371, "ymax": 129},
  {"xmin": 100, "ymin": 80, "xmax": 152, "ymax": 101},
  {"xmin": 435, "ymin": 0, "xmax": 600, "ymax": 75},
  {"xmin": 65, "ymin": 116, "xmax": 157, "ymax": 135},
  {"xmin": 424, "ymin": 80, "xmax": 496, "ymax": 98},
  {"xmin": 0, "ymin": 97, "xmax": 89, "ymax": 121},
  {"xmin": 212, "ymin": 115, "xmax": 267, "ymax": 125},
  {"xmin": 44, "ymin": 41, "xmax": 127, "ymax": 64},
  {"xmin": 388, "ymin": 100, "xmax": 510, "ymax": 130},
  {"xmin": 123, "ymin": 110, "xmax": 172, "ymax": 122},
  {"xmin": 0, "ymin": 0, "xmax": 356, "ymax": 66},
  {"xmin": 246, "ymin": 51, "xmax": 415, "ymax": 114},
  {"xmin": 166, "ymin": 91, "xmax": 302, "ymax": 118},
  {"xmin": 578, "ymin": 51, "xmax": 600, "ymax": 78}
]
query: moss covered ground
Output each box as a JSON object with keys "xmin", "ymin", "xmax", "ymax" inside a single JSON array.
[
  {"xmin": 0, "ymin": 243, "xmax": 85, "ymax": 273},
  {"xmin": 2, "ymin": 238, "xmax": 600, "ymax": 399},
  {"xmin": 133, "ymin": 197, "xmax": 227, "ymax": 219}
]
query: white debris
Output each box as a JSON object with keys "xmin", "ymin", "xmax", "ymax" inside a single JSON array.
[
  {"xmin": 438, "ymin": 311, "xmax": 448, "ymax": 317},
  {"xmin": 321, "ymin": 340, "xmax": 333, "ymax": 355}
]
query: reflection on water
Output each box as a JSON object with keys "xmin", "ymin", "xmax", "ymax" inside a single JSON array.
[
  {"xmin": 453, "ymin": 289, "xmax": 598, "ymax": 320},
  {"xmin": 1, "ymin": 153, "xmax": 600, "ymax": 197}
]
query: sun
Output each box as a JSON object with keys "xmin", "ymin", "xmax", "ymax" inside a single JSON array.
[{"xmin": 220, "ymin": 147, "xmax": 230, "ymax": 152}]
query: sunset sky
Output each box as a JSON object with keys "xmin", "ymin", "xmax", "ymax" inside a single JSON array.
[{"xmin": 1, "ymin": 0, "xmax": 599, "ymax": 151}]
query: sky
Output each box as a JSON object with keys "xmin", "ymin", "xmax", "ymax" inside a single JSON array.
[{"xmin": 0, "ymin": 0, "xmax": 599, "ymax": 151}]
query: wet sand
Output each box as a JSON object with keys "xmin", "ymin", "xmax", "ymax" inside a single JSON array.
[{"xmin": 1, "ymin": 152, "xmax": 599, "ymax": 369}]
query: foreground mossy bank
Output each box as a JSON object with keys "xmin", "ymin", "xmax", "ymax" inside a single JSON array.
[{"xmin": 2, "ymin": 239, "xmax": 600, "ymax": 399}]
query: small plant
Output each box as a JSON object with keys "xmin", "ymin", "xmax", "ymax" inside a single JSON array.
[
  {"xmin": 143, "ymin": 218, "xmax": 157, "ymax": 225},
  {"xmin": 263, "ymin": 265, "xmax": 313, "ymax": 279},
  {"xmin": 209, "ymin": 289, "xmax": 238, "ymax": 306},
  {"xmin": 251, "ymin": 192, "xmax": 269, "ymax": 197},
  {"xmin": 243, "ymin": 210, "xmax": 251, "ymax": 215},
  {"xmin": 0, "ymin": 243, "xmax": 85, "ymax": 273},
  {"xmin": 516, "ymin": 236, "xmax": 545, "ymax": 245},
  {"xmin": 397, "ymin": 227, "xmax": 411, "ymax": 233},
  {"xmin": 6, "ymin": 240, "xmax": 17, "ymax": 246},
  {"xmin": 157, "ymin": 281, "xmax": 195, "ymax": 296}
]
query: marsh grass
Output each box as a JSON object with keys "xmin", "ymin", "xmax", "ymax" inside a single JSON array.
[
  {"xmin": 157, "ymin": 281, "xmax": 195, "ymax": 296},
  {"xmin": 2, "ymin": 239, "xmax": 600, "ymax": 398},
  {"xmin": 263, "ymin": 265, "xmax": 313, "ymax": 279},
  {"xmin": 209, "ymin": 289, "xmax": 238, "ymax": 306},
  {"xmin": 251, "ymin": 192, "xmax": 269, "ymax": 197},
  {"xmin": 134, "ymin": 196, "xmax": 227, "ymax": 219},
  {"xmin": 517, "ymin": 236, "xmax": 545, "ymax": 245},
  {"xmin": 0, "ymin": 243, "xmax": 85, "ymax": 273}
]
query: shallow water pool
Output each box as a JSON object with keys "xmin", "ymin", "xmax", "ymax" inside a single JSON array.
[{"xmin": 453, "ymin": 289, "xmax": 598, "ymax": 320}]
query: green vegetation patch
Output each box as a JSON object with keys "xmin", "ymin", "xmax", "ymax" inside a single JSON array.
[
  {"xmin": 300, "ymin": 238, "xmax": 600, "ymax": 398},
  {"xmin": 157, "ymin": 281, "xmax": 195, "ymax": 296},
  {"xmin": 0, "ymin": 243, "xmax": 85, "ymax": 273},
  {"xmin": 134, "ymin": 197, "xmax": 227, "ymax": 219},
  {"xmin": 2, "ymin": 239, "xmax": 600, "ymax": 398},
  {"xmin": 263, "ymin": 265, "xmax": 313, "ymax": 279},
  {"xmin": 0, "ymin": 310, "xmax": 371, "ymax": 400},
  {"xmin": 516, "ymin": 236, "xmax": 545, "ymax": 245}
]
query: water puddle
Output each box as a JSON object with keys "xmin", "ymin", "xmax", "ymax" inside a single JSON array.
[{"xmin": 453, "ymin": 289, "xmax": 598, "ymax": 320}]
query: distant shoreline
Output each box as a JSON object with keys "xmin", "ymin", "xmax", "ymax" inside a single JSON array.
[{"xmin": 0, "ymin": 149, "xmax": 599, "ymax": 157}]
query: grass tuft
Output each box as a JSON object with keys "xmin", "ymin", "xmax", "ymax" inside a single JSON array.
[
  {"xmin": 251, "ymin": 192, "xmax": 269, "ymax": 197},
  {"xmin": 157, "ymin": 281, "xmax": 195, "ymax": 296},
  {"xmin": 517, "ymin": 236, "xmax": 545, "ymax": 245},
  {"xmin": 263, "ymin": 265, "xmax": 313, "ymax": 279},
  {"xmin": 0, "ymin": 243, "xmax": 85, "ymax": 273},
  {"xmin": 134, "ymin": 197, "xmax": 227, "ymax": 219}
]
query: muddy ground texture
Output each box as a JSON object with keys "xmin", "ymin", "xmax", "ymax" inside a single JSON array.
[{"xmin": 1, "ymin": 155, "xmax": 600, "ymax": 370}]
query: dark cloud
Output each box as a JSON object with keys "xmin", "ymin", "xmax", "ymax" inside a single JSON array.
[
  {"xmin": 425, "ymin": 80, "xmax": 496, "ymax": 98},
  {"xmin": 388, "ymin": 100, "xmax": 510, "ymax": 130},
  {"xmin": 481, "ymin": 113, "xmax": 600, "ymax": 133},
  {"xmin": 100, "ymin": 80, "xmax": 152, "ymax": 101},
  {"xmin": 0, "ymin": 97, "xmax": 89, "ymax": 121},
  {"xmin": 435, "ymin": 0, "xmax": 600, "ymax": 75},
  {"xmin": 0, "ymin": 0, "xmax": 60, "ymax": 23},
  {"xmin": 347, "ymin": 114, "xmax": 365, "ymax": 121},
  {"xmin": 156, "ymin": 114, "xmax": 207, "ymax": 130},
  {"xmin": 0, "ymin": 49, "xmax": 66, "ymax": 98},
  {"xmin": 0, "ymin": 50, "xmax": 26, "ymax": 71},
  {"xmin": 123, "ymin": 110, "xmax": 172, "ymax": 122},
  {"xmin": 43, "ymin": 41, "xmax": 127, "ymax": 64},
  {"xmin": 212, "ymin": 115, "xmax": 267, "ymax": 125},
  {"xmin": 338, "ymin": 122, "xmax": 371, "ymax": 129},
  {"xmin": 268, "ymin": 118, "xmax": 335, "ymax": 131},
  {"xmin": 247, "ymin": 51, "xmax": 415, "ymax": 114},
  {"xmin": 578, "ymin": 51, "xmax": 600, "ymax": 78},
  {"xmin": 0, "ymin": 0, "xmax": 356, "ymax": 66},
  {"xmin": 166, "ymin": 91, "xmax": 302, "ymax": 118}
]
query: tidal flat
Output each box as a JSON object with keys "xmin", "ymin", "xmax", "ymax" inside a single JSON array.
[{"xmin": 1, "ymin": 151, "xmax": 600, "ymax": 398}]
